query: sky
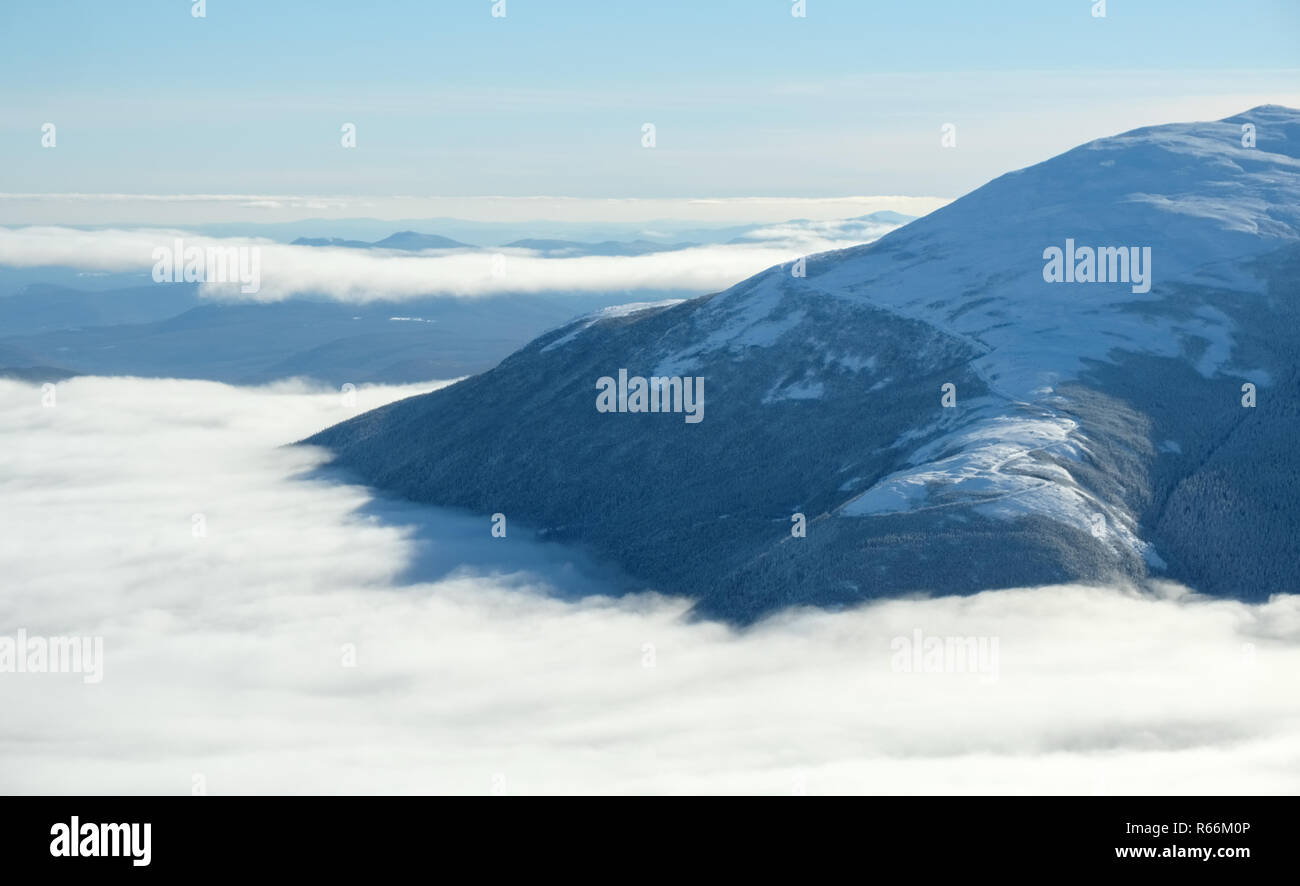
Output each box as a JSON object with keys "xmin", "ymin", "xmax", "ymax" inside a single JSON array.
[{"xmin": 1, "ymin": 0, "xmax": 1297, "ymax": 224}]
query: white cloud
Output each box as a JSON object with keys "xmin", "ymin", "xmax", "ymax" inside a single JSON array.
[
  {"xmin": 1, "ymin": 376, "xmax": 1298, "ymax": 794},
  {"xmin": 0, "ymin": 223, "xmax": 898, "ymax": 302}
]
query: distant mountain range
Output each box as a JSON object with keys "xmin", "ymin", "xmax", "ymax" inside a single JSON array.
[
  {"xmin": 0, "ymin": 293, "xmax": 628, "ymax": 385},
  {"xmin": 0, "ymin": 216, "xmax": 912, "ymax": 384},
  {"xmin": 188, "ymin": 212, "xmax": 919, "ymax": 248},
  {"xmin": 291, "ymin": 231, "xmax": 474, "ymax": 250},
  {"xmin": 288, "ymin": 233, "xmax": 698, "ymax": 255},
  {"xmin": 307, "ymin": 106, "xmax": 1300, "ymax": 623}
]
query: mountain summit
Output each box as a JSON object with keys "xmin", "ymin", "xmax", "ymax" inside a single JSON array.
[{"xmin": 307, "ymin": 106, "xmax": 1300, "ymax": 623}]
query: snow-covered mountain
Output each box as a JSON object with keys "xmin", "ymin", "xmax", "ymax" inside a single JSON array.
[{"xmin": 308, "ymin": 106, "xmax": 1300, "ymax": 623}]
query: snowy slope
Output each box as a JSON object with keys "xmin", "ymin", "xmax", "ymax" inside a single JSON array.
[
  {"xmin": 815, "ymin": 106, "xmax": 1300, "ymax": 562},
  {"xmin": 308, "ymin": 107, "xmax": 1300, "ymax": 622}
]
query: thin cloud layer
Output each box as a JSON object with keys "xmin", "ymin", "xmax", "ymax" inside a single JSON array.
[
  {"xmin": 1, "ymin": 376, "xmax": 1297, "ymax": 795},
  {"xmin": 0, "ymin": 194, "xmax": 949, "ymax": 226},
  {"xmin": 0, "ymin": 221, "xmax": 899, "ymax": 302}
]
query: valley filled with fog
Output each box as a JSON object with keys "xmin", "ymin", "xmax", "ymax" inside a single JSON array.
[{"xmin": 1, "ymin": 376, "xmax": 1296, "ymax": 794}]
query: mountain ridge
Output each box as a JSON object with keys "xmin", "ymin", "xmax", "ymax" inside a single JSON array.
[
  {"xmin": 306, "ymin": 106, "xmax": 1300, "ymax": 622},
  {"xmin": 291, "ymin": 230, "xmax": 474, "ymax": 250}
]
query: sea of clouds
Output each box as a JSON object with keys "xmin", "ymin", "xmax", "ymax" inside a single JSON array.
[
  {"xmin": 1, "ymin": 376, "xmax": 1298, "ymax": 794},
  {"xmin": 0, "ymin": 217, "xmax": 903, "ymax": 303}
]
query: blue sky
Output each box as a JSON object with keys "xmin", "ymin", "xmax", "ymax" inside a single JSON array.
[{"xmin": 1, "ymin": 0, "xmax": 1297, "ymax": 219}]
